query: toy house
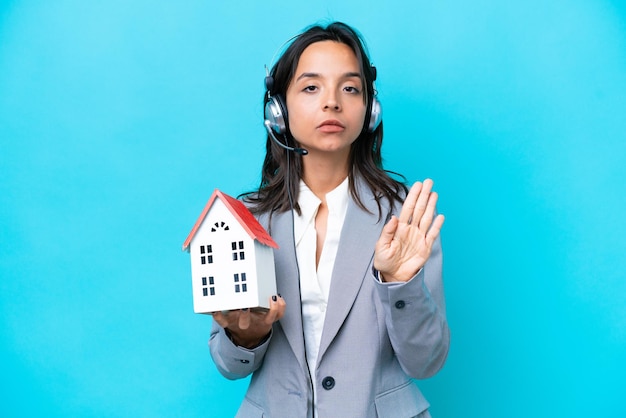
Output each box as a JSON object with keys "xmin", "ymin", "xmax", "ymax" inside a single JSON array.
[{"xmin": 182, "ymin": 189, "xmax": 278, "ymax": 314}]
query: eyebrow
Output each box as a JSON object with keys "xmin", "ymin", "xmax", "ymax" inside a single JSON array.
[{"xmin": 295, "ymin": 71, "xmax": 362, "ymax": 82}]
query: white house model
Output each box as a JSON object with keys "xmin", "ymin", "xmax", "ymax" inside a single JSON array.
[{"xmin": 182, "ymin": 189, "xmax": 278, "ymax": 314}]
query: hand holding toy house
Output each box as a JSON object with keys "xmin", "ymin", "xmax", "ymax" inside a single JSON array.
[{"xmin": 182, "ymin": 190, "xmax": 278, "ymax": 313}]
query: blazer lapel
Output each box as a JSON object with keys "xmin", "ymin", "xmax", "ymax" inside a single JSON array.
[
  {"xmin": 317, "ymin": 181, "xmax": 391, "ymax": 363},
  {"xmin": 263, "ymin": 210, "xmax": 307, "ymax": 372}
]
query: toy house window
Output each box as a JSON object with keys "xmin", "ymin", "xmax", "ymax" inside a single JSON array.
[
  {"xmin": 202, "ymin": 276, "xmax": 215, "ymax": 297},
  {"xmin": 200, "ymin": 245, "xmax": 213, "ymax": 264},
  {"xmin": 211, "ymin": 221, "xmax": 230, "ymax": 232},
  {"xmin": 232, "ymin": 241, "xmax": 245, "ymax": 261},
  {"xmin": 234, "ymin": 272, "xmax": 247, "ymax": 293}
]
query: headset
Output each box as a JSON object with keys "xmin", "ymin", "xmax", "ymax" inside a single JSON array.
[{"xmin": 263, "ymin": 67, "xmax": 382, "ymax": 155}]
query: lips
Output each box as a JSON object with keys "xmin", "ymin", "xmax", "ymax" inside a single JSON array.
[{"xmin": 317, "ymin": 119, "xmax": 345, "ymax": 133}]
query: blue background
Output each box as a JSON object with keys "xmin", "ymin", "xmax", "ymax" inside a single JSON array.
[{"xmin": 1, "ymin": 1, "xmax": 625, "ymax": 417}]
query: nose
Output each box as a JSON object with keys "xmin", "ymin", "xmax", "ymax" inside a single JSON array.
[{"xmin": 323, "ymin": 90, "xmax": 341, "ymax": 111}]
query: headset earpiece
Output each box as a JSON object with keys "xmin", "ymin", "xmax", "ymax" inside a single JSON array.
[
  {"xmin": 367, "ymin": 65, "xmax": 382, "ymax": 132},
  {"xmin": 368, "ymin": 96, "xmax": 382, "ymax": 132},
  {"xmin": 264, "ymin": 95, "xmax": 288, "ymax": 135},
  {"xmin": 264, "ymin": 75, "xmax": 288, "ymax": 135}
]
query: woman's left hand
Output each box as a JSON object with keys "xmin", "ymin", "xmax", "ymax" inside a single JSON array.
[{"xmin": 374, "ymin": 179, "xmax": 445, "ymax": 282}]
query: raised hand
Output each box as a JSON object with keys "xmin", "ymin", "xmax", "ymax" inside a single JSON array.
[{"xmin": 374, "ymin": 179, "xmax": 445, "ymax": 282}]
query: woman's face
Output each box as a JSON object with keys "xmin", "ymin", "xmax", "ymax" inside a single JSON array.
[{"xmin": 285, "ymin": 41, "xmax": 367, "ymax": 158}]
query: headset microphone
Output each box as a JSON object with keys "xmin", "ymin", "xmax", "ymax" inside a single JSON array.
[{"xmin": 264, "ymin": 120, "xmax": 308, "ymax": 155}]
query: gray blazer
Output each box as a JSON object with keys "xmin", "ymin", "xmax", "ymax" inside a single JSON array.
[{"xmin": 209, "ymin": 179, "xmax": 450, "ymax": 418}]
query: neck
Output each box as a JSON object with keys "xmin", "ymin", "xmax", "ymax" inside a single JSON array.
[{"xmin": 301, "ymin": 153, "xmax": 350, "ymax": 198}]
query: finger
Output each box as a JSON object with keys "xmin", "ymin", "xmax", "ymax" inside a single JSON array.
[
  {"xmin": 262, "ymin": 296, "xmax": 278, "ymax": 325},
  {"xmin": 376, "ymin": 216, "xmax": 398, "ymax": 250},
  {"xmin": 418, "ymin": 190, "xmax": 439, "ymax": 233},
  {"xmin": 426, "ymin": 214, "xmax": 445, "ymax": 247},
  {"xmin": 238, "ymin": 308, "xmax": 251, "ymax": 330},
  {"xmin": 398, "ymin": 182, "xmax": 422, "ymax": 224},
  {"xmin": 264, "ymin": 295, "xmax": 286, "ymax": 325},
  {"xmin": 412, "ymin": 179, "xmax": 433, "ymax": 224},
  {"xmin": 273, "ymin": 295, "xmax": 286, "ymax": 320}
]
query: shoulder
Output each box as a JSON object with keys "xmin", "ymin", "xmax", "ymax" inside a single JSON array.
[{"xmin": 353, "ymin": 171, "xmax": 407, "ymax": 203}]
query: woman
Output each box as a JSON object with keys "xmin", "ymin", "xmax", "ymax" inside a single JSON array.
[{"xmin": 210, "ymin": 21, "xmax": 449, "ymax": 417}]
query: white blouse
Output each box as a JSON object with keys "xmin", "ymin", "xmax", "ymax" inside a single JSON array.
[{"xmin": 293, "ymin": 177, "xmax": 349, "ymax": 383}]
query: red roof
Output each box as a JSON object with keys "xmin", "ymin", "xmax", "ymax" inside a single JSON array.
[{"xmin": 182, "ymin": 189, "xmax": 278, "ymax": 251}]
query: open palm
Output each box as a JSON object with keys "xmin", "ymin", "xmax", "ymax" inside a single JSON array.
[{"xmin": 374, "ymin": 179, "xmax": 445, "ymax": 282}]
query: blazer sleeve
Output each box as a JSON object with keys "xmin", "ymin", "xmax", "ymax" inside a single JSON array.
[
  {"xmin": 209, "ymin": 320, "xmax": 272, "ymax": 380},
  {"xmin": 374, "ymin": 234, "xmax": 450, "ymax": 379}
]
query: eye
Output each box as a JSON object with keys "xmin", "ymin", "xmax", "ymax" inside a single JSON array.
[
  {"xmin": 303, "ymin": 85, "xmax": 318, "ymax": 92},
  {"xmin": 344, "ymin": 86, "xmax": 361, "ymax": 94}
]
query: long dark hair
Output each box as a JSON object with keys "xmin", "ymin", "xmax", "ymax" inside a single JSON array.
[{"xmin": 243, "ymin": 21, "xmax": 407, "ymax": 218}]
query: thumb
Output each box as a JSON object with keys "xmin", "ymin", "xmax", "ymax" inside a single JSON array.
[{"xmin": 377, "ymin": 215, "xmax": 398, "ymax": 249}]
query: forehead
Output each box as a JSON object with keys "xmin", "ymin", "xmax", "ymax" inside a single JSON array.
[{"xmin": 295, "ymin": 41, "xmax": 361, "ymax": 73}]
